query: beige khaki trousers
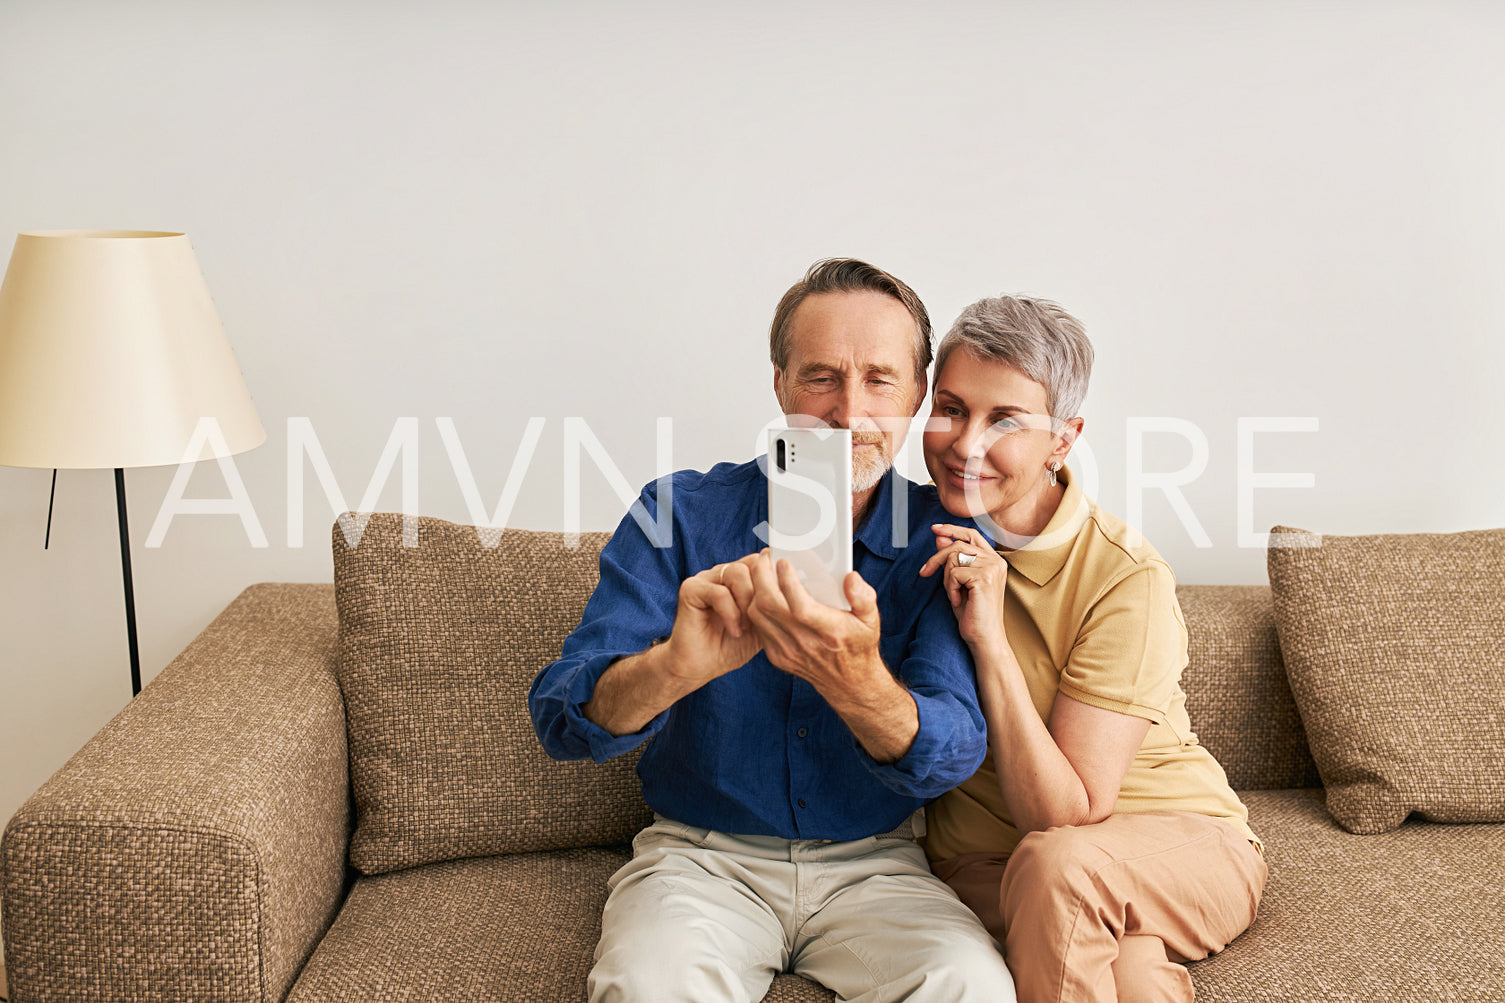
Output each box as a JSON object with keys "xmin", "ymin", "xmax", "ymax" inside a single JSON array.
[
  {"xmin": 932, "ymin": 811, "xmax": 1266, "ymax": 1003},
  {"xmin": 589, "ymin": 814, "xmax": 1015, "ymax": 1003}
]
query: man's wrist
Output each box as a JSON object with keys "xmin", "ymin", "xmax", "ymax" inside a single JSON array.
[
  {"xmin": 584, "ymin": 637, "xmax": 697, "ymax": 736},
  {"xmin": 814, "ymin": 656, "xmax": 920, "ymax": 764},
  {"xmin": 642, "ymin": 636, "xmax": 706, "ymax": 702}
]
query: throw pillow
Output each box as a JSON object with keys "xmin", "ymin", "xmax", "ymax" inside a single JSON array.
[
  {"xmin": 333, "ymin": 512, "xmax": 651, "ymax": 874},
  {"xmin": 1267, "ymin": 525, "xmax": 1505, "ymax": 834}
]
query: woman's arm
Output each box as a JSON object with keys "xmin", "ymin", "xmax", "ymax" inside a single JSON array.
[
  {"xmin": 924, "ymin": 523, "xmax": 1151, "ymax": 834},
  {"xmin": 970, "ymin": 633, "xmax": 1148, "ymax": 833}
]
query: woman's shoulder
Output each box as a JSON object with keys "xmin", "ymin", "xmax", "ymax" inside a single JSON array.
[{"xmin": 1069, "ymin": 499, "xmax": 1180, "ymax": 597}]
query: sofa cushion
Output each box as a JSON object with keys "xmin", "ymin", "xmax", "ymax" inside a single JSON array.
[
  {"xmin": 332, "ymin": 513, "xmax": 651, "ymax": 874},
  {"xmin": 286, "ymin": 848, "xmax": 836, "ymax": 1003},
  {"xmin": 1267, "ymin": 525, "xmax": 1505, "ymax": 834},
  {"xmin": 289, "ymin": 790, "xmax": 1505, "ymax": 1002},
  {"xmin": 1187, "ymin": 788, "xmax": 1505, "ymax": 998}
]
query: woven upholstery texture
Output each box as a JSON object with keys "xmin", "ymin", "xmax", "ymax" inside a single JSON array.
[
  {"xmin": 1175, "ymin": 586, "xmax": 1321, "ymax": 791},
  {"xmin": 1268, "ymin": 526, "xmax": 1505, "ymax": 834},
  {"xmin": 332, "ymin": 513, "xmax": 652, "ymax": 875},
  {"xmin": 1187, "ymin": 788, "xmax": 1505, "ymax": 1001},
  {"xmin": 10, "ymin": 529, "xmax": 1505, "ymax": 1001},
  {"xmin": 286, "ymin": 789, "xmax": 1505, "ymax": 1003},
  {"xmin": 0, "ymin": 583, "xmax": 349, "ymax": 1003},
  {"xmin": 286, "ymin": 846, "xmax": 837, "ymax": 1003}
]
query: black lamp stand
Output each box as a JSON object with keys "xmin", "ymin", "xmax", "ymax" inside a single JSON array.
[
  {"xmin": 44, "ymin": 467, "xmax": 142, "ymax": 697},
  {"xmin": 115, "ymin": 467, "xmax": 142, "ymax": 696}
]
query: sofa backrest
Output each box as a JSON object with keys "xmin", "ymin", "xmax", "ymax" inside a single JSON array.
[
  {"xmin": 332, "ymin": 523, "xmax": 1320, "ymax": 869},
  {"xmin": 477, "ymin": 536, "xmax": 1321, "ymax": 794},
  {"xmin": 484, "ymin": 534, "xmax": 1318, "ymax": 793},
  {"xmin": 334, "ymin": 519, "xmax": 653, "ymax": 869},
  {"xmin": 1176, "ymin": 585, "xmax": 1321, "ymax": 790}
]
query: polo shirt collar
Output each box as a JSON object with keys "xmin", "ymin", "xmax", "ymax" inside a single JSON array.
[{"xmin": 993, "ymin": 464, "xmax": 1093, "ymax": 587}]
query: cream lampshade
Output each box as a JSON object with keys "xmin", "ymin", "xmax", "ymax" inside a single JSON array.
[
  {"xmin": 0, "ymin": 229, "xmax": 264, "ymax": 467},
  {"xmin": 0, "ymin": 229, "xmax": 266, "ymax": 695}
]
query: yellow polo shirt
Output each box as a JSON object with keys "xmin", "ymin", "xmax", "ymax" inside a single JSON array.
[{"xmin": 925, "ymin": 465, "xmax": 1260, "ymax": 862}]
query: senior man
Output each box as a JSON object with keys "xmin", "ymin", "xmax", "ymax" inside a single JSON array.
[{"xmin": 529, "ymin": 258, "xmax": 1014, "ymax": 1003}]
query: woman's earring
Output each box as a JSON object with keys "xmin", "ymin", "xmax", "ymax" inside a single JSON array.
[{"xmin": 1047, "ymin": 461, "xmax": 1060, "ymax": 487}]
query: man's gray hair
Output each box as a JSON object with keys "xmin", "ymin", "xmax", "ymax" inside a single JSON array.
[
  {"xmin": 770, "ymin": 258, "xmax": 932, "ymax": 387},
  {"xmin": 934, "ymin": 295, "xmax": 1094, "ymax": 427}
]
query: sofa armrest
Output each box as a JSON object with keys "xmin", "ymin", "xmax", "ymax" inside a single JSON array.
[{"xmin": 1, "ymin": 583, "xmax": 349, "ymax": 1003}]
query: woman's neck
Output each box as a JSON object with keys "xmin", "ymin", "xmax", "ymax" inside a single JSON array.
[{"xmin": 989, "ymin": 481, "xmax": 1067, "ymax": 544}]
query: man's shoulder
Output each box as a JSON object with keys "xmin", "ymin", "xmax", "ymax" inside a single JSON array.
[
  {"xmin": 649, "ymin": 458, "xmax": 764, "ymax": 500},
  {"xmin": 899, "ymin": 479, "xmax": 948, "ymax": 520},
  {"xmin": 894, "ymin": 478, "xmax": 977, "ymax": 539}
]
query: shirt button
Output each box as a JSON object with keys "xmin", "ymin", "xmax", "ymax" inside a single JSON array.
[
  {"xmin": 797, "ymin": 798, "xmax": 808, "ymax": 809},
  {"xmin": 796, "ymin": 726, "xmax": 808, "ymax": 739}
]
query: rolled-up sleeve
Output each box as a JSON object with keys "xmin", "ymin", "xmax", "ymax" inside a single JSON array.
[
  {"xmin": 528, "ymin": 481, "xmax": 683, "ymax": 763},
  {"xmin": 860, "ymin": 583, "xmax": 987, "ymax": 800}
]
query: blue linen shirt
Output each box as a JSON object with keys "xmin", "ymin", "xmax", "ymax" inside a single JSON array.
[{"xmin": 528, "ymin": 457, "xmax": 987, "ymax": 841}]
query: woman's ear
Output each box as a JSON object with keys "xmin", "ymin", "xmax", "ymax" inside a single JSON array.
[{"xmin": 1054, "ymin": 417, "xmax": 1085, "ymax": 460}]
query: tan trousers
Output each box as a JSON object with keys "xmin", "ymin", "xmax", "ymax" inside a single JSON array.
[
  {"xmin": 590, "ymin": 814, "xmax": 1015, "ymax": 1003},
  {"xmin": 932, "ymin": 812, "xmax": 1266, "ymax": 1003}
]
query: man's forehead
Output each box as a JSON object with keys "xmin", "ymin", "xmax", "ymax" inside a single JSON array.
[{"xmin": 784, "ymin": 290, "xmax": 917, "ymax": 366}]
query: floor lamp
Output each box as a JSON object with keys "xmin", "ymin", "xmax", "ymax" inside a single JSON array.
[{"xmin": 0, "ymin": 229, "xmax": 265, "ymax": 697}]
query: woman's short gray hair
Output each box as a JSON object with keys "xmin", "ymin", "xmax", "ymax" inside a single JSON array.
[{"xmin": 934, "ymin": 295, "xmax": 1094, "ymax": 427}]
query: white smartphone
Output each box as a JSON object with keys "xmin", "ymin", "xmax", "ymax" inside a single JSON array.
[{"xmin": 766, "ymin": 427, "xmax": 854, "ymax": 609}]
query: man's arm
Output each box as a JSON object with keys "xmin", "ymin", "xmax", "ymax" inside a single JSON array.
[
  {"xmin": 731, "ymin": 551, "xmax": 986, "ymax": 793},
  {"xmin": 528, "ymin": 478, "xmax": 683, "ymax": 761},
  {"xmin": 583, "ymin": 565, "xmax": 762, "ymax": 736},
  {"xmin": 529, "ymin": 475, "xmax": 765, "ymax": 760},
  {"xmin": 815, "ymin": 666, "xmax": 919, "ymax": 765},
  {"xmin": 732, "ymin": 555, "xmax": 917, "ymax": 762}
]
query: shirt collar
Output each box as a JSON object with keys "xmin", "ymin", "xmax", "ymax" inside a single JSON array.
[
  {"xmin": 991, "ymin": 464, "xmax": 1093, "ymax": 587},
  {"xmin": 853, "ymin": 468, "xmax": 905, "ymax": 561}
]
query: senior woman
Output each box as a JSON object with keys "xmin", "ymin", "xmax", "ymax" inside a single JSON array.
[{"xmin": 916, "ymin": 296, "xmax": 1266, "ymax": 1003}]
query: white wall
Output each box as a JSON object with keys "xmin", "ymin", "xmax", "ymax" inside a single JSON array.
[{"xmin": 2, "ymin": 0, "xmax": 1503, "ymax": 836}]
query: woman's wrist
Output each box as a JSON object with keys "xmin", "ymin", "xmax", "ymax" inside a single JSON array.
[{"xmin": 967, "ymin": 630, "xmax": 1015, "ymax": 670}]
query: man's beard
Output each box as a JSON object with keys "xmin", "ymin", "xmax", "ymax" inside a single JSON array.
[{"xmin": 851, "ymin": 432, "xmax": 892, "ymax": 493}]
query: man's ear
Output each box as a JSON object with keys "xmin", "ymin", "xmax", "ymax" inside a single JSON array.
[{"xmin": 773, "ymin": 367, "xmax": 785, "ymax": 411}]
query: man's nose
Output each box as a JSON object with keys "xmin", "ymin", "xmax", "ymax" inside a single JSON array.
[
  {"xmin": 825, "ymin": 380, "xmax": 859, "ymax": 430},
  {"xmin": 830, "ymin": 379, "xmax": 886, "ymax": 432}
]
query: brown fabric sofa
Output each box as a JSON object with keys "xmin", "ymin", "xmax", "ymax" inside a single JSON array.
[{"xmin": 5, "ymin": 526, "xmax": 1504, "ymax": 1002}]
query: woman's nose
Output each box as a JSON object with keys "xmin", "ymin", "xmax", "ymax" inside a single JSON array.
[{"xmin": 951, "ymin": 421, "xmax": 986, "ymax": 462}]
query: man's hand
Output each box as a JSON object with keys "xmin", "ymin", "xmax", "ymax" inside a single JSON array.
[
  {"xmin": 728, "ymin": 551, "xmax": 919, "ymax": 763},
  {"xmin": 583, "ymin": 560, "xmax": 762, "ymax": 737},
  {"xmin": 661, "ymin": 561, "xmax": 764, "ymax": 687},
  {"xmin": 729, "ymin": 551, "xmax": 883, "ymax": 687}
]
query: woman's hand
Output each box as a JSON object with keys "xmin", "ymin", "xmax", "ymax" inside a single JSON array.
[{"xmin": 919, "ymin": 523, "xmax": 1010, "ymax": 652}]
